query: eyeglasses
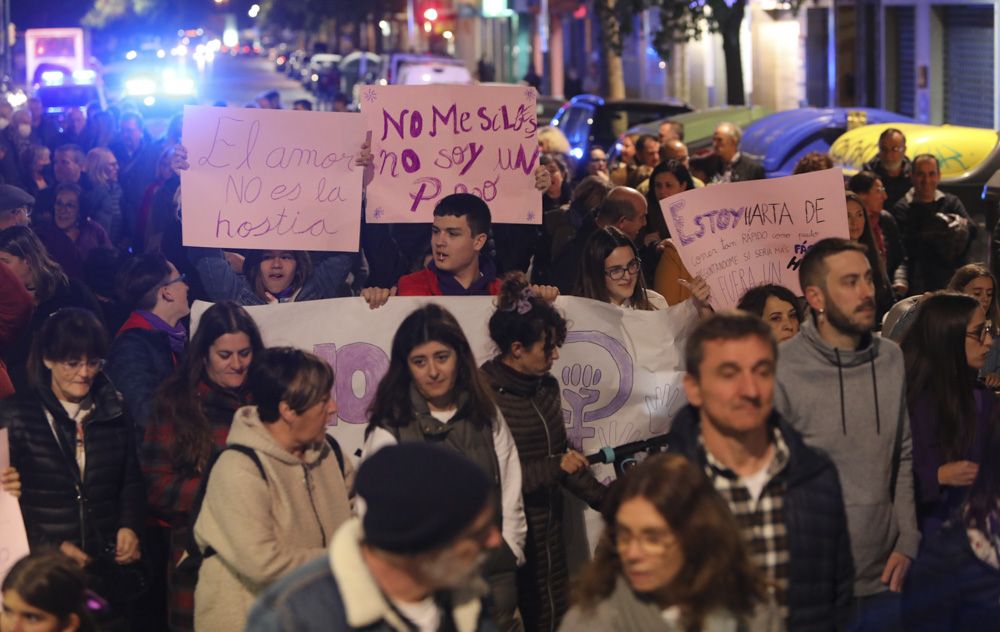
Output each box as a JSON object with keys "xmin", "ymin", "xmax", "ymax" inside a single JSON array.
[
  {"xmin": 59, "ymin": 358, "xmax": 106, "ymax": 372},
  {"xmin": 967, "ymin": 321, "xmax": 996, "ymax": 345},
  {"xmin": 157, "ymin": 273, "xmax": 186, "ymax": 289},
  {"xmin": 615, "ymin": 528, "xmax": 677, "ymax": 555},
  {"xmin": 880, "ymin": 145, "xmax": 906, "ymax": 153},
  {"xmin": 605, "ymin": 258, "xmax": 641, "ymax": 280},
  {"xmin": 875, "ymin": 186, "xmax": 886, "ymax": 193}
]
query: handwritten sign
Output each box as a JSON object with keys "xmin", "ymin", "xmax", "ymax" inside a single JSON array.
[
  {"xmin": 0, "ymin": 429, "xmax": 30, "ymax": 582},
  {"xmin": 181, "ymin": 105, "xmax": 365, "ymax": 251},
  {"xmin": 361, "ymin": 85, "xmax": 541, "ymax": 224},
  {"xmin": 660, "ymin": 169, "xmax": 850, "ymax": 309}
]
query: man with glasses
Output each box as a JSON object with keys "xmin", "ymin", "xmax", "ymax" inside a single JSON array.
[
  {"xmin": 106, "ymin": 252, "xmax": 190, "ymax": 442},
  {"xmin": 247, "ymin": 443, "xmax": 502, "ymax": 632},
  {"xmin": 0, "ymin": 184, "xmax": 33, "ymax": 230},
  {"xmin": 776, "ymin": 238, "xmax": 919, "ymax": 632},
  {"xmin": 667, "ymin": 311, "xmax": 853, "ymax": 630},
  {"xmin": 863, "ymin": 128, "xmax": 912, "ymax": 210}
]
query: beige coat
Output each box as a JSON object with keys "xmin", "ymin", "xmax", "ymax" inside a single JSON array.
[{"xmin": 193, "ymin": 406, "xmax": 353, "ymax": 632}]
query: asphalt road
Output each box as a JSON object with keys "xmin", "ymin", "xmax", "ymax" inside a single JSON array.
[{"xmin": 196, "ymin": 53, "xmax": 314, "ymax": 108}]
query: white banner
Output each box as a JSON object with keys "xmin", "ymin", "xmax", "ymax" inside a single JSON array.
[
  {"xmin": 192, "ymin": 295, "xmax": 698, "ymax": 551},
  {"xmin": 0, "ymin": 428, "xmax": 30, "ymax": 582}
]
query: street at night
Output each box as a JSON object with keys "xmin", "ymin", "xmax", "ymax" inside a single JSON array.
[{"xmin": 2, "ymin": 1, "xmax": 1000, "ymax": 632}]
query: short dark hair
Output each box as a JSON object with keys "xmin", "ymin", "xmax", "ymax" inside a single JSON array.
[
  {"xmin": 659, "ymin": 120, "xmax": 684, "ymax": 141},
  {"xmin": 792, "ymin": 151, "xmax": 833, "ymax": 175},
  {"xmin": 28, "ymin": 308, "xmax": 108, "ymax": 389},
  {"xmin": 249, "ymin": 347, "xmax": 334, "ymax": 423},
  {"xmin": 685, "ymin": 311, "xmax": 777, "ymax": 379},
  {"xmin": 912, "ymin": 153, "xmax": 940, "ymax": 172},
  {"xmin": 848, "ymin": 170, "xmax": 879, "ymax": 195},
  {"xmin": 878, "ymin": 127, "xmax": 905, "ymax": 148},
  {"xmin": 292, "ymin": 99, "xmax": 313, "ymax": 110},
  {"xmin": 798, "ymin": 237, "xmax": 868, "ymax": 292},
  {"xmin": 636, "ymin": 134, "xmax": 659, "ymax": 154},
  {"xmin": 737, "ymin": 284, "xmax": 802, "ymax": 321},
  {"xmin": 119, "ymin": 252, "xmax": 172, "ymax": 310},
  {"xmin": 433, "ymin": 193, "xmax": 492, "ymax": 238}
]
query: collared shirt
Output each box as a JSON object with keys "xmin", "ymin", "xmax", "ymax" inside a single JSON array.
[{"xmin": 700, "ymin": 428, "xmax": 791, "ymax": 619}]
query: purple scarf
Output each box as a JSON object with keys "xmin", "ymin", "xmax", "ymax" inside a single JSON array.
[
  {"xmin": 431, "ymin": 256, "xmax": 497, "ymax": 296},
  {"xmin": 137, "ymin": 310, "xmax": 188, "ymax": 355}
]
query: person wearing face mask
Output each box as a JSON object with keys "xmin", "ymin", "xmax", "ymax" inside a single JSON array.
[
  {"xmin": 364, "ymin": 304, "xmax": 528, "ymax": 632},
  {"xmin": 0, "ymin": 308, "xmax": 145, "ymax": 627},
  {"xmin": 481, "ymin": 272, "xmax": 607, "ymax": 631},
  {"xmin": 141, "ymin": 302, "xmax": 263, "ymax": 632},
  {"xmin": 193, "ymin": 347, "xmax": 353, "ymax": 632}
]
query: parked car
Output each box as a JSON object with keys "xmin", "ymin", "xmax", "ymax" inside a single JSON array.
[
  {"xmin": 535, "ymin": 96, "xmax": 566, "ymax": 127},
  {"xmin": 286, "ymin": 50, "xmax": 310, "ymax": 78},
  {"xmin": 305, "ymin": 53, "xmax": 342, "ymax": 90},
  {"xmin": 550, "ymin": 94, "xmax": 692, "ymax": 162},
  {"xmin": 607, "ymin": 105, "xmax": 772, "ymax": 164},
  {"xmin": 739, "ymin": 107, "xmax": 915, "ymax": 178},
  {"xmin": 340, "ymin": 51, "xmax": 384, "ymax": 100}
]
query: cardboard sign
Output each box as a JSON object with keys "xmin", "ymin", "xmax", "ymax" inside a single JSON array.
[
  {"xmin": 0, "ymin": 429, "xmax": 30, "ymax": 582},
  {"xmin": 181, "ymin": 105, "xmax": 366, "ymax": 251},
  {"xmin": 660, "ymin": 169, "xmax": 850, "ymax": 308},
  {"xmin": 361, "ymin": 84, "xmax": 542, "ymax": 224}
]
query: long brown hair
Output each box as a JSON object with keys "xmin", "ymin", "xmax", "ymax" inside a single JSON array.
[
  {"xmin": 948, "ymin": 263, "xmax": 1000, "ymax": 324},
  {"xmin": 575, "ymin": 226, "xmax": 654, "ymax": 310},
  {"xmin": 572, "ymin": 453, "xmax": 766, "ymax": 631},
  {"xmin": 151, "ymin": 302, "xmax": 264, "ymax": 472},
  {"xmin": 367, "ymin": 304, "xmax": 496, "ymax": 429}
]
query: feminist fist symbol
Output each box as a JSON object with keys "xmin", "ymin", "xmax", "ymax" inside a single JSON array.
[{"xmin": 560, "ymin": 331, "xmax": 634, "ymax": 451}]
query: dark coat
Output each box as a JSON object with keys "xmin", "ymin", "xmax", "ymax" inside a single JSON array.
[
  {"xmin": 481, "ymin": 359, "xmax": 607, "ymax": 632},
  {"xmin": 891, "ymin": 191, "xmax": 973, "ymax": 293},
  {"xmin": 0, "ymin": 374, "xmax": 145, "ymax": 557},
  {"xmin": 106, "ymin": 312, "xmax": 178, "ymax": 444},
  {"xmin": 729, "ymin": 153, "xmax": 766, "ymax": 182},
  {"xmin": 667, "ymin": 405, "xmax": 854, "ymax": 632},
  {"xmin": 903, "ymin": 518, "xmax": 1000, "ymax": 631}
]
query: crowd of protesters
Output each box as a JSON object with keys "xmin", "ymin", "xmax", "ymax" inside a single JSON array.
[{"xmin": 0, "ymin": 88, "xmax": 998, "ymax": 632}]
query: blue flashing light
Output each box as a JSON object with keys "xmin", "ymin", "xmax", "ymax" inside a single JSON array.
[
  {"xmin": 126, "ymin": 50, "xmax": 138, "ymax": 61},
  {"xmin": 125, "ymin": 77, "xmax": 157, "ymax": 96},
  {"xmin": 570, "ymin": 147, "xmax": 584, "ymax": 160},
  {"xmin": 72, "ymin": 69, "xmax": 96, "ymax": 84}
]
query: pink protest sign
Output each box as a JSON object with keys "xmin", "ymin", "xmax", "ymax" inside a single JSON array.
[
  {"xmin": 660, "ymin": 169, "xmax": 850, "ymax": 309},
  {"xmin": 361, "ymin": 84, "xmax": 541, "ymax": 224},
  {"xmin": 181, "ymin": 105, "xmax": 365, "ymax": 251}
]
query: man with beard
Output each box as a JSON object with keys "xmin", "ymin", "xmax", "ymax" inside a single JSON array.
[
  {"xmin": 862, "ymin": 128, "xmax": 912, "ymax": 210},
  {"xmin": 246, "ymin": 443, "xmax": 502, "ymax": 631},
  {"xmin": 775, "ymin": 238, "xmax": 919, "ymax": 632}
]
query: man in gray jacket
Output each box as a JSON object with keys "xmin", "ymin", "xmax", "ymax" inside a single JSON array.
[{"xmin": 775, "ymin": 238, "xmax": 919, "ymax": 632}]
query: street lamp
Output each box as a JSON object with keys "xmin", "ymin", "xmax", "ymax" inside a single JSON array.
[{"xmin": 248, "ymin": 4, "xmax": 260, "ymax": 18}]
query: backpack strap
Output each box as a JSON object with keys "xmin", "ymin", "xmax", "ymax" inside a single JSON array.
[
  {"xmin": 324, "ymin": 434, "xmax": 345, "ymax": 476},
  {"xmin": 224, "ymin": 444, "xmax": 267, "ymax": 483}
]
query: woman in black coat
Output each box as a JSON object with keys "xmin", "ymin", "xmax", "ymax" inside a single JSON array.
[
  {"xmin": 0, "ymin": 308, "xmax": 145, "ymax": 616},
  {"xmin": 481, "ymin": 272, "xmax": 607, "ymax": 632}
]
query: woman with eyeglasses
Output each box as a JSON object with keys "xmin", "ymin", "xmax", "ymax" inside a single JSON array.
[
  {"xmin": 948, "ymin": 264, "xmax": 1000, "ymax": 389},
  {"xmin": 574, "ymin": 226, "xmax": 711, "ymax": 315},
  {"xmin": 849, "ymin": 170, "xmax": 908, "ymax": 297},
  {"xmin": 142, "ymin": 301, "xmax": 264, "ymax": 632},
  {"xmin": 0, "ymin": 308, "xmax": 145, "ymax": 623},
  {"xmin": 0, "ymin": 225, "xmax": 103, "ymax": 392},
  {"xmin": 901, "ymin": 292, "xmax": 995, "ymax": 537},
  {"xmin": 34, "ymin": 182, "xmax": 112, "ymax": 282},
  {"xmin": 560, "ymin": 453, "xmax": 774, "ymax": 632}
]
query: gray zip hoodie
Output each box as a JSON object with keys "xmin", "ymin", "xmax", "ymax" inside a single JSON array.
[{"xmin": 775, "ymin": 318, "xmax": 920, "ymax": 597}]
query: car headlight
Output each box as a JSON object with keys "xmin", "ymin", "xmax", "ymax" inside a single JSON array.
[
  {"xmin": 125, "ymin": 78, "xmax": 157, "ymax": 96},
  {"xmin": 164, "ymin": 76, "xmax": 196, "ymax": 95}
]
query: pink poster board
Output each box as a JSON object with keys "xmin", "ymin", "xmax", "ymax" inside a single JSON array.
[
  {"xmin": 181, "ymin": 105, "xmax": 365, "ymax": 251},
  {"xmin": 660, "ymin": 169, "xmax": 850, "ymax": 309},
  {"xmin": 361, "ymin": 84, "xmax": 541, "ymax": 224},
  {"xmin": 0, "ymin": 428, "xmax": 30, "ymax": 582}
]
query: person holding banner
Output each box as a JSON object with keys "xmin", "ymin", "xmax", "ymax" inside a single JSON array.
[
  {"xmin": 142, "ymin": 302, "xmax": 264, "ymax": 632},
  {"xmin": 482, "ymin": 272, "xmax": 607, "ymax": 631},
  {"xmin": 364, "ymin": 304, "xmax": 527, "ymax": 632},
  {"xmin": 576, "ymin": 226, "xmax": 712, "ymax": 317}
]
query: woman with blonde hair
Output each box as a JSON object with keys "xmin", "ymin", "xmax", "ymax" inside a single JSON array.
[{"xmin": 84, "ymin": 146, "xmax": 124, "ymax": 244}]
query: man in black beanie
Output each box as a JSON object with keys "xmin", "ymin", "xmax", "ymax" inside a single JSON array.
[{"xmin": 246, "ymin": 442, "xmax": 502, "ymax": 632}]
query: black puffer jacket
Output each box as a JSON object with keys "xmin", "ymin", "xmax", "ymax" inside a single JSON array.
[
  {"xmin": 667, "ymin": 405, "xmax": 854, "ymax": 632},
  {"xmin": 481, "ymin": 359, "xmax": 607, "ymax": 632},
  {"xmin": 0, "ymin": 373, "xmax": 145, "ymax": 557}
]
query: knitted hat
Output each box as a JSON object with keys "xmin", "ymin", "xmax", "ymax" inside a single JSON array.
[{"xmin": 356, "ymin": 443, "xmax": 491, "ymax": 554}]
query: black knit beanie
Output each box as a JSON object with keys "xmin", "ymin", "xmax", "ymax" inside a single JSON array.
[{"xmin": 356, "ymin": 443, "xmax": 491, "ymax": 554}]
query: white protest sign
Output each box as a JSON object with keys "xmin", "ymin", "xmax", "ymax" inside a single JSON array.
[
  {"xmin": 181, "ymin": 105, "xmax": 365, "ymax": 251},
  {"xmin": 361, "ymin": 84, "xmax": 541, "ymax": 224},
  {"xmin": 660, "ymin": 169, "xmax": 850, "ymax": 309},
  {"xmin": 0, "ymin": 428, "xmax": 30, "ymax": 582}
]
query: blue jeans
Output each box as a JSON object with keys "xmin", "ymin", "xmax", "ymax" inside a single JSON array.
[{"xmin": 848, "ymin": 590, "xmax": 902, "ymax": 632}]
